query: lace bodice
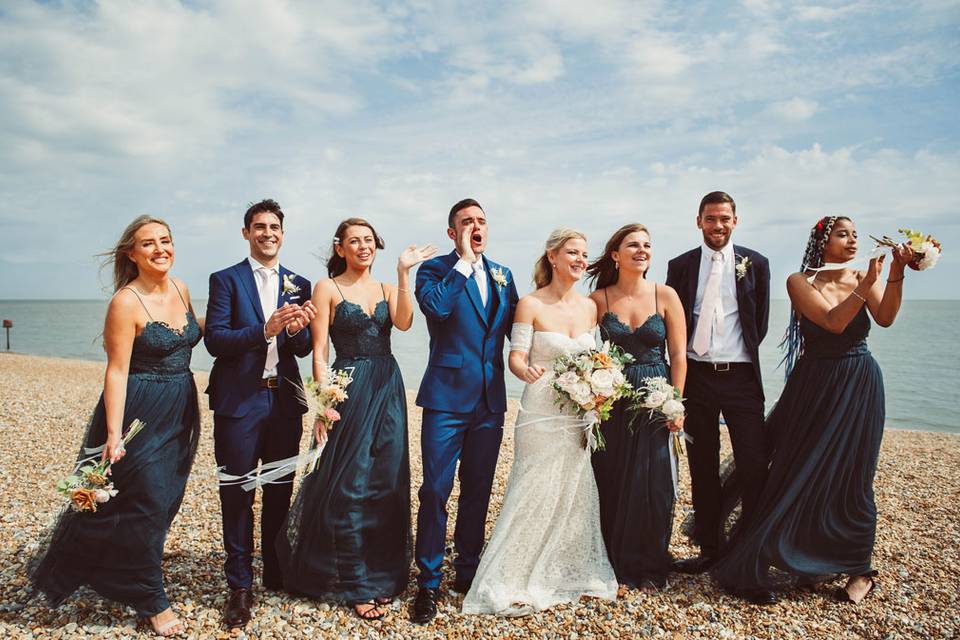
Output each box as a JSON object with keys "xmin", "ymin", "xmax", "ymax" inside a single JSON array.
[
  {"xmin": 330, "ymin": 300, "xmax": 393, "ymax": 359},
  {"xmin": 600, "ymin": 312, "xmax": 666, "ymax": 366},
  {"xmin": 129, "ymin": 312, "xmax": 200, "ymax": 376}
]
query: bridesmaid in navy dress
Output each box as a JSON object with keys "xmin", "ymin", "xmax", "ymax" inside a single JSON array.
[
  {"xmin": 275, "ymin": 218, "xmax": 436, "ymax": 620},
  {"xmin": 30, "ymin": 216, "xmax": 201, "ymax": 637},
  {"xmin": 713, "ymin": 216, "xmax": 913, "ymax": 604},
  {"xmin": 587, "ymin": 223, "xmax": 688, "ymax": 592}
]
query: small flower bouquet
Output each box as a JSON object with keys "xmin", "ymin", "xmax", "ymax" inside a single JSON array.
[
  {"xmin": 552, "ymin": 342, "xmax": 635, "ymax": 451},
  {"xmin": 305, "ymin": 366, "xmax": 353, "ymax": 467},
  {"xmin": 632, "ymin": 377, "xmax": 688, "ymax": 497},
  {"xmin": 56, "ymin": 418, "xmax": 146, "ymax": 512},
  {"xmin": 871, "ymin": 229, "xmax": 942, "ymax": 271}
]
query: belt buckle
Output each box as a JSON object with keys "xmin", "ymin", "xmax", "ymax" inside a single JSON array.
[
  {"xmin": 264, "ymin": 377, "xmax": 279, "ymax": 389},
  {"xmin": 714, "ymin": 362, "xmax": 730, "ymax": 372}
]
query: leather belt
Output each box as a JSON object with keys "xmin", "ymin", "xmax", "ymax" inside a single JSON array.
[
  {"xmin": 689, "ymin": 360, "xmax": 751, "ymax": 373},
  {"xmin": 260, "ymin": 376, "xmax": 279, "ymax": 389}
]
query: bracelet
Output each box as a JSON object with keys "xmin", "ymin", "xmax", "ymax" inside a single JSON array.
[
  {"xmin": 887, "ymin": 275, "xmax": 905, "ymax": 283},
  {"xmin": 397, "ymin": 287, "xmax": 410, "ymax": 293},
  {"xmin": 850, "ymin": 290, "xmax": 867, "ymax": 303}
]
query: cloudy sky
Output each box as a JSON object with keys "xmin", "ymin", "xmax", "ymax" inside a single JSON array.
[{"xmin": 1, "ymin": 0, "xmax": 957, "ymax": 300}]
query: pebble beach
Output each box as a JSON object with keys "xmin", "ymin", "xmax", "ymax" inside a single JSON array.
[{"xmin": 0, "ymin": 353, "xmax": 957, "ymax": 639}]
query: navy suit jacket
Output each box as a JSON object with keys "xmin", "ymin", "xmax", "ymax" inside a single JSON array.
[
  {"xmin": 666, "ymin": 244, "xmax": 770, "ymax": 391},
  {"xmin": 204, "ymin": 259, "xmax": 312, "ymax": 418},
  {"xmin": 415, "ymin": 251, "xmax": 519, "ymax": 414}
]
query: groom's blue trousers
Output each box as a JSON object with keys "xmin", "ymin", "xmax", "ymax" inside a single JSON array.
[{"xmin": 415, "ymin": 403, "xmax": 504, "ymax": 588}]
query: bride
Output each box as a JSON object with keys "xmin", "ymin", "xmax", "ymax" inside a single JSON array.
[{"xmin": 462, "ymin": 228, "xmax": 618, "ymax": 616}]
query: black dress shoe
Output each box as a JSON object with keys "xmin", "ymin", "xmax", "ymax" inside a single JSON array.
[
  {"xmin": 741, "ymin": 589, "xmax": 778, "ymax": 605},
  {"xmin": 224, "ymin": 588, "xmax": 254, "ymax": 628},
  {"xmin": 451, "ymin": 576, "xmax": 473, "ymax": 595},
  {"xmin": 671, "ymin": 555, "xmax": 717, "ymax": 574},
  {"xmin": 411, "ymin": 587, "xmax": 439, "ymax": 624}
]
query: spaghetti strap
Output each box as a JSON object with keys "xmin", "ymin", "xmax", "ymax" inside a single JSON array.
[
  {"xmin": 332, "ymin": 280, "xmax": 346, "ymax": 302},
  {"xmin": 603, "ymin": 288, "xmax": 610, "ymax": 313},
  {"xmin": 654, "ymin": 283, "xmax": 659, "ymax": 315},
  {"xmin": 121, "ymin": 287, "xmax": 154, "ymax": 320},
  {"xmin": 380, "ymin": 283, "xmax": 387, "ymax": 301},
  {"xmin": 169, "ymin": 280, "xmax": 189, "ymax": 312}
]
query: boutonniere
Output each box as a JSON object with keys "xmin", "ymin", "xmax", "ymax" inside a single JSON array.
[
  {"xmin": 735, "ymin": 255, "xmax": 752, "ymax": 281},
  {"xmin": 282, "ymin": 273, "xmax": 301, "ymax": 295},
  {"xmin": 490, "ymin": 266, "xmax": 508, "ymax": 290}
]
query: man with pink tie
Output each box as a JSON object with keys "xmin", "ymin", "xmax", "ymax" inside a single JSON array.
[{"xmin": 666, "ymin": 191, "xmax": 771, "ymax": 601}]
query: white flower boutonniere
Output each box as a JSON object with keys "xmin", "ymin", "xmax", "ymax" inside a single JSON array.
[
  {"xmin": 282, "ymin": 273, "xmax": 301, "ymax": 295},
  {"xmin": 735, "ymin": 255, "xmax": 752, "ymax": 281},
  {"xmin": 490, "ymin": 266, "xmax": 508, "ymax": 290}
]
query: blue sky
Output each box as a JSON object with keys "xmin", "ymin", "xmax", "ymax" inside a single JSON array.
[{"xmin": 1, "ymin": 0, "xmax": 957, "ymax": 299}]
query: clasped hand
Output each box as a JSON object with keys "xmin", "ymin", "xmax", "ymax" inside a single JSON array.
[{"xmin": 265, "ymin": 301, "xmax": 318, "ymax": 339}]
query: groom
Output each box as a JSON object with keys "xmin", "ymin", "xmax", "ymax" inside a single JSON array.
[
  {"xmin": 411, "ymin": 198, "xmax": 519, "ymax": 624},
  {"xmin": 204, "ymin": 199, "xmax": 316, "ymax": 628},
  {"xmin": 666, "ymin": 191, "xmax": 773, "ymax": 603}
]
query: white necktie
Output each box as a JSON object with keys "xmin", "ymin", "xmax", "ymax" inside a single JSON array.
[
  {"xmin": 692, "ymin": 252, "xmax": 725, "ymax": 356},
  {"xmin": 473, "ymin": 261, "xmax": 488, "ymax": 306},
  {"xmin": 256, "ymin": 267, "xmax": 280, "ymax": 373}
]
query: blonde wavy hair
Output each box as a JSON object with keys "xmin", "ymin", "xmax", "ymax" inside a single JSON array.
[{"xmin": 532, "ymin": 227, "xmax": 588, "ymax": 289}]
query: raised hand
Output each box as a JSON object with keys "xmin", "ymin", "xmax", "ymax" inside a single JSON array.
[
  {"xmin": 861, "ymin": 254, "xmax": 885, "ymax": 288},
  {"xmin": 398, "ymin": 244, "xmax": 439, "ymax": 271},
  {"xmin": 890, "ymin": 242, "xmax": 915, "ymax": 270},
  {"xmin": 457, "ymin": 223, "xmax": 477, "ymax": 263},
  {"xmin": 265, "ymin": 303, "xmax": 302, "ymax": 339}
]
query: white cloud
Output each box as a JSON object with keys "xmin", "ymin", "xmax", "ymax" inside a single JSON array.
[{"xmin": 767, "ymin": 97, "xmax": 819, "ymax": 121}]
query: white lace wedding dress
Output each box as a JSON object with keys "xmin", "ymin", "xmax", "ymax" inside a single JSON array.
[{"xmin": 462, "ymin": 323, "xmax": 618, "ymax": 616}]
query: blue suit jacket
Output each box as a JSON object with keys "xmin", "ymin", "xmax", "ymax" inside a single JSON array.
[
  {"xmin": 204, "ymin": 259, "xmax": 313, "ymax": 418},
  {"xmin": 415, "ymin": 251, "xmax": 519, "ymax": 414},
  {"xmin": 666, "ymin": 244, "xmax": 770, "ymax": 391}
]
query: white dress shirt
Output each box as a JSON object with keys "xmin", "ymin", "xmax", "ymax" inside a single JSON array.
[
  {"xmin": 687, "ymin": 241, "xmax": 751, "ymax": 363},
  {"xmin": 454, "ymin": 254, "xmax": 488, "ymax": 306},
  {"xmin": 248, "ymin": 256, "xmax": 279, "ymax": 378}
]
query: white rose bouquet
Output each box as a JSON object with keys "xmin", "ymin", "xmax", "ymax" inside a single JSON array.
[
  {"xmin": 632, "ymin": 376, "xmax": 688, "ymax": 497},
  {"xmin": 551, "ymin": 341, "xmax": 635, "ymax": 451},
  {"xmin": 871, "ymin": 228, "xmax": 942, "ymax": 271}
]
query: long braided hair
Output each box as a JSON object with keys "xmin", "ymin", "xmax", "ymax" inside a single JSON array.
[{"xmin": 779, "ymin": 215, "xmax": 851, "ymax": 378}]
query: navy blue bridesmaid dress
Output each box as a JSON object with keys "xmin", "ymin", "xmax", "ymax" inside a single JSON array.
[
  {"xmin": 713, "ymin": 307, "xmax": 884, "ymax": 590},
  {"xmin": 30, "ymin": 290, "xmax": 201, "ymax": 616},
  {"xmin": 591, "ymin": 287, "xmax": 675, "ymax": 589},
  {"xmin": 276, "ymin": 286, "xmax": 411, "ymax": 604}
]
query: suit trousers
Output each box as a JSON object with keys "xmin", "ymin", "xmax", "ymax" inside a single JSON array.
[
  {"xmin": 415, "ymin": 402, "xmax": 504, "ymax": 588},
  {"xmin": 214, "ymin": 388, "xmax": 303, "ymax": 589},
  {"xmin": 683, "ymin": 361, "xmax": 768, "ymax": 556}
]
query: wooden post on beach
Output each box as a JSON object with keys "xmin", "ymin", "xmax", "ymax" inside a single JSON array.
[{"xmin": 3, "ymin": 319, "xmax": 10, "ymax": 350}]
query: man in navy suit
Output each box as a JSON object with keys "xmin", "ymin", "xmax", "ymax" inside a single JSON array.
[
  {"xmin": 665, "ymin": 191, "xmax": 774, "ymax": 603},
  {"xmin": 411, "ymin": 198, "xmax": 519, "ymax": 623},
  {"xmin": 204, "ymin": 199, "xmax": 316, "ymax": 628}
]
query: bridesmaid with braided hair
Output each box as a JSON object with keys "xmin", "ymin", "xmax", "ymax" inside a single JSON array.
[{"xmin": 713, "ymin": 215, "xmax": 914, "ymax": 605}]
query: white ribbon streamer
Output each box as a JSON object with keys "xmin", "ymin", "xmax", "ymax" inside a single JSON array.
[
  {"xmin": 668, "ymin": 431, "xmax": 694, "ymax": 499},
  {"xmin": 513, "ymin": 404, "xmax": 599, "ymax": 450},
  {"xmin": 803, "ymin": 246, "xmax": 885, "ymax": 283},
  {"xmin": 217, "ymin": 446, "xmax": 324, "ymax": 492}
]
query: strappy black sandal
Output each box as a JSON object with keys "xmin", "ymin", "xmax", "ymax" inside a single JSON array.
[{"xmin": 353, "ymin": 600, "xmax": 386, "ymax": 621}]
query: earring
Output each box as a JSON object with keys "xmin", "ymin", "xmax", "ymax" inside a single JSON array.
[
  {"xmin": 614, "ymin": 261, "xmax": 619, "ymax": 270},
  {"xmin": 551, "ymin": 263, "xmax": 557, "ymax": 269}
]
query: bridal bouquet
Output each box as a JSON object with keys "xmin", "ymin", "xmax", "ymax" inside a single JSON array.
[
  {"xmin": 871, "ymin": 229, "xmax": 942, "ymax": 271},
  {"xmin": 552, "ymin": 341, "xmax": 635, "ymax": 451},
  {"xmin": 56, "ymin": 418, "xmax": 146, "ymax": 512},
  {"xmin": 307, "ymin": 366, "xmax": 353, "ymax": 432}
]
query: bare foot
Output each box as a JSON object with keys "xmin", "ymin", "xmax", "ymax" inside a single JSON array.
[
  {"xmin": 843, "ymin": 576, "xmax": 874, "ymax": 603},
  {"xmin": 354, "ymin": 601, "xmax": 386, "ymax": 621},
  {"xmin": 147, "ymin": 608, "xmax": 184, "ymax": 636}
]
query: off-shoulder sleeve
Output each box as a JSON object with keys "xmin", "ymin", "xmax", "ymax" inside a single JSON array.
[{"xmin": 510, "ymin": 322, "xmax": 533, "ymax": 354}]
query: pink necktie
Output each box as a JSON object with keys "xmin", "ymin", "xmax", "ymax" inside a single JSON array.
[{"xmin": 692, "ymin": 252, "xmax": 725, "ymax": 356}]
